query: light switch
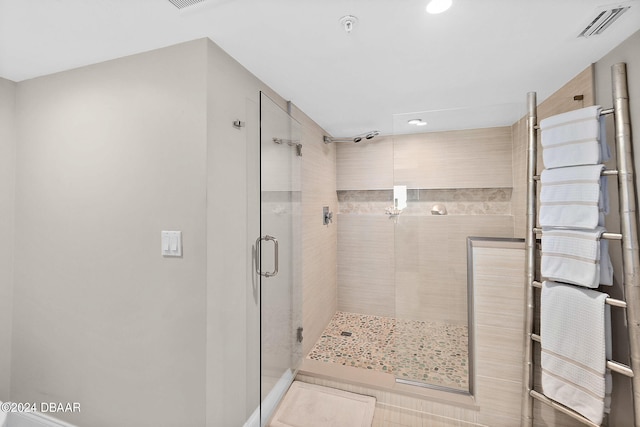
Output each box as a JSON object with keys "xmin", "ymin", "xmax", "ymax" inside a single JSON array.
[{"xmin": 161, "ymin": 231, "xmax": 182, "ymax": 257}]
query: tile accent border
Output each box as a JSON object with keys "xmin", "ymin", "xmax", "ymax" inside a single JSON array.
[{"xmin": 338, "ymin": 188, "xmax": 512, "ymax": 215}]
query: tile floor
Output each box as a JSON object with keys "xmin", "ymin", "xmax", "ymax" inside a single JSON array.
[{"xmin": 307, "ymin": 311, "xmax": 469, "ymax": 391}]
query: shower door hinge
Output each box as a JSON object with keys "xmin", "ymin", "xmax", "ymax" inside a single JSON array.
[{"xmin": 296, "ymin": 326, "xmax": 304, "ymax": 343}]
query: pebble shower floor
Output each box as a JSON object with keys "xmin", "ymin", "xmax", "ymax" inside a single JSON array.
[{"xmin": 306, "ymin": 311, "xmax": 469, "ymax": 391}]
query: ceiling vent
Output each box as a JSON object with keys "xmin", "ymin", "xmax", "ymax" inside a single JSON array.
[
  {"xmin": 578, "ymin": 5, "xmax": 631, "ymax": 37},
  {"xmin": 167, "ymin": 0, "xmax": 208, "ymax": 9}
]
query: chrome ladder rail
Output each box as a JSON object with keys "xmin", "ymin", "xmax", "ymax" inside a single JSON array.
[{"xmin": 521, "ymin": 62, "xmax": 639, "ymax": 427}]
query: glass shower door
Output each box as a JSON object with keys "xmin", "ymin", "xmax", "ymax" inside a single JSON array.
[
  {"xmin": 390, "ymin": 109, "xmax": 472, "ymax": 394},
  {"xmin": 258, "ymin": 92, "xmax": 302, "ymax": 426}
]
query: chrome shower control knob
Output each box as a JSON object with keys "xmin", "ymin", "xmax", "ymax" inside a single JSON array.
[{"xmin": 323, "ymin": 206, "xmax": 333, "ymax": 225}]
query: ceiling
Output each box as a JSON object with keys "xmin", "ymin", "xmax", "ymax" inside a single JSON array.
[{"xmin": 1, "ymin": 0, "xmax": 639, "ymax": 137}]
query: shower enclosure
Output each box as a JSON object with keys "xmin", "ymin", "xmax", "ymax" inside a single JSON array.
[
  {"xmin": 307, "ymin": 104, "xmax": 521, "ymax": 395},
  {"xmin": 256, "ymin": 93, "xmax": 303, "ymax": 425}
]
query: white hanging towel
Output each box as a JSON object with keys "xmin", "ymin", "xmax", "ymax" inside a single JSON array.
[
  {"xmin": 540, "ymin": 105, "xmax": 611, "ymax": 169},
  {"xmin": 541, "ymin": 281, "xmax": 611, "ymax": 425},
  {"xmin": 599, "ymin": 175, "xmax": 610, "ymax": 226},
  {"xmin": 541, "ymin": 226, "xmax": 613, "ymax": 288},
  {"xmin": 540, "ymin": 164, "xmax": 608, "ymax": 229}
]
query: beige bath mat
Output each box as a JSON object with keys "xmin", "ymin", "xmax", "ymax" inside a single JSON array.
[{"xmin": 269, "ymin": 381, "xmax": 376, "ymax": 427}]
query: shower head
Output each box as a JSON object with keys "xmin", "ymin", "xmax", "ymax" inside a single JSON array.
[
  {"xmin": 355, "ymin": 130, "xmax": 380, "ymax": 143},
  {"xmin": 323, "ymin": 130, "xmax": 380, "ymax": 144}
]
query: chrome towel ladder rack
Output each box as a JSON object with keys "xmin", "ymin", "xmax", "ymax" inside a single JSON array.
[{"xmin": 521, "ymin": 62, "xmax": 640, "ymax": 427}]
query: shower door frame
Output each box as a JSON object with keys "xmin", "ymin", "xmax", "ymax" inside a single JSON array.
[
  {"xmin": 389, "ymin": 124, "xmax": 475, "ymax": 396},
  {"xmin": 257, "ymin": 92, "xmax": 303, "ymax": 426}
]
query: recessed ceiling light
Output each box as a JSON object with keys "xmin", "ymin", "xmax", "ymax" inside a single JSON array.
[
  {"xmin": 408, "ymin": 119, "xmax": 427, "ymax": 126},
  {"xmin": 426, "ymin": 0, "xmax": 452, "ymax": 14}
]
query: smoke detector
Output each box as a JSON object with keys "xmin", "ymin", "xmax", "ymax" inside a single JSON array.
[
  {"xmin": 578, "ymin": 5, "xmax": 631, "ymax": 37},
  {"xmin": 339, "ymin": 15, "xmax": 359, "ymax": 34},
  {"xmin": 167, "ymin": 0, "xmax": 208, "ymax": 9}
]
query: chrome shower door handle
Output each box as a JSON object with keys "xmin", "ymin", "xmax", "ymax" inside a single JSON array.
[{"xmin": 255, "ymin": 235, "xmax": 279, "ymax": 278}]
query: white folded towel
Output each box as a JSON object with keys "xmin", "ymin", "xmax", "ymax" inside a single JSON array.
[
  {"xmin": 540, "ymin": 164, "xmax": 607, "ymax": 229},
  {"xmin": 599, "ymin": 175, "xmax": 610, "ymax": 226},
  {"xmin": 540, "ymin": 105, "xmax": 611, "ymax": 169},
  {"xmin": 600, "ymin": 115, "xmax": 612, "ymax": 165},
  {"xmin": 600, "ymin": 238, "xmax": 613, "ymax": 286},
  {"xmin": 541, "ymin": 281, "xmax": 611, "ymax": 425},
  {"xmin": 541, "ymin": 226, "xmax": 613, "ymax": 288}
]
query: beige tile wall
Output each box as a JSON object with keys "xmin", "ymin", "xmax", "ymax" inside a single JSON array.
[
  {"xmin": 292, "ymin": 104, "xmax": 339, "ymax": 357},
  {"xmin": 470, "ymin": 239, "xmax": 525, "ymax": 426},
  {"xmin": 336, "ymin": 126, "xmax": 515, "ymax": 323},
  {"xmin": 395, "ymin": 216, "xmax": 514, "ymax": 325},
  {"xmin": 337, "ymin": 136, "xmax": 394, "ymax": 190},
  {"xmin": 336, "ymin": 212, "xmax": 513, "ymax": 324},
  {"xmin": 393, "ymin": 128, "xmax": 513, "ymax": 189},
  {"xmin": 537, "ymin": 66, "xmax": 595, "ymax": 123},
  {"xmin": 338, "ymin": 127, "xmax": 513, "ymax": 191},
  {"xmin": 337, "ymin": 214, "xmax": 396, "ymax": 317},
  {"xmin": 511, "ymin": 116, "xmax": 528, "ymax": 238}
]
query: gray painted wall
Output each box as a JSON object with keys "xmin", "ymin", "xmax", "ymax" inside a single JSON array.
[
  {"xmin": 5, "ymin": 37, "xmax": 335, "ymax": 427},
  {"xmin": 0, "ymin": 77, "xmax": 16, "ymax": 402},
  {"xmin": 12, "ymin": 40, "xmax": 209, "ymax": 427},
  {"xmin": 205, "ymin": 39, "xmax": 266, "ymax": 427}
]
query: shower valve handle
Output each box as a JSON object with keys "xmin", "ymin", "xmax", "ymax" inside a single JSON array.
[{"xmin": 323, "ymin": 207, "xmax": 333, "ymax": 225}]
